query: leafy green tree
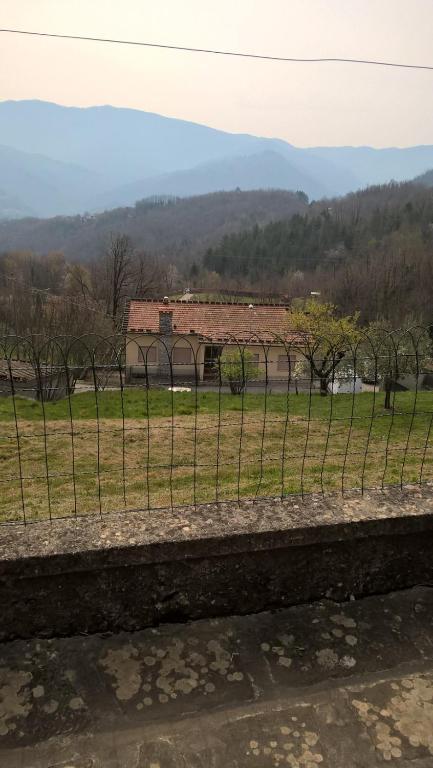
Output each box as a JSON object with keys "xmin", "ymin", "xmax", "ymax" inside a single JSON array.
[
  {"xmin": 290, "ymin": 300, "xmax": 361, "ymax": 396},
  {"xmin": 219, "ymin": 348, "xmax": 260, "ymax": 395}
]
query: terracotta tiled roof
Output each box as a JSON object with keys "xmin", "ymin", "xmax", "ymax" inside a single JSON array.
[{"xmin": 125, "ymin": 299, "xmax": 298, "ymax": 343}]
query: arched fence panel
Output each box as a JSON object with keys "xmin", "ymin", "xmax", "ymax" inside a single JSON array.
[{"xmin": 0, "ymin": 327, "xmax": 431, "ymax": 524}]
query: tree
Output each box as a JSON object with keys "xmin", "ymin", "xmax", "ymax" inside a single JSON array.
[
  {"xmin": 219, "ymin": 348, "xmax": 260, "ymax": 395},
  {"xmin": 290, "ymin": 300, "xmax": 361, "ymax": 396},
  {"xmin": 103, "ymin": 233, "xmax": 134, "ymax": 322},
  {"xmin": 134, "ymin": 250, "xmax": 166, "ymax": 297},
  {"xmin": 162, "ymin": 262, "xmax": 181, "ymax": 294},
  {"xmin": 293, "ymin": 359, "xmax": 308, "ymax": 395},
  {"xmin": 189, "ymin": 262, "xmax": 199, "ymax": 280},
  {"xmin": 64, "ymin": 263, "xmax": 93, "ymax": 305},
  {"xmin": 296, "ymin": 190, "xmax": 309, "ymax": 204},
  {"xmin": 360, "ymin": 322, "xmax": 432, "ymax": 410}
]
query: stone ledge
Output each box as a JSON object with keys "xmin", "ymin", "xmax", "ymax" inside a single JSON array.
[
  {"xmin": 1, "ymin": 485, "xmax": 433, "ymax": 579},
  {"xmin": 1, "ymin": 485, "xmax": 433, "ymax": 640}
]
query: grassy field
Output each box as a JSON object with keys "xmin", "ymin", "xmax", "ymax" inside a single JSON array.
[{"xmin": 0, "ymin": 388, "xmax": 432, "ymax": 522}]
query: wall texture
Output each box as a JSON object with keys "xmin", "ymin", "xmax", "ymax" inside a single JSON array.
[{"xmin": 1, "ymin": 486, "xmax": 433, "ymax": 640}]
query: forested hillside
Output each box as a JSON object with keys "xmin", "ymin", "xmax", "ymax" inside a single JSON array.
[
  {"xmin": 1, "ymin": 180, "xmax": 433, "ymax": 332},
  {"xmin": 0, "ymin": 190, "xmax": 308, "ymax": 261},
  {"xmin": 205, "ymin": 182, "xmax": 432, "ymax": 277},
  {"xmin": 202, "ymin": 181, "xmax": 433, "ymax": 325},
  {"xmin": 416, "ymin": 168, "xmax": 433, "ymax": 187}
]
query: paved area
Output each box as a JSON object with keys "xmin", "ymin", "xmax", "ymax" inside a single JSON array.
[{"xmin": 2, "ymin": 587, "xmax": 433, "ymax": 766}]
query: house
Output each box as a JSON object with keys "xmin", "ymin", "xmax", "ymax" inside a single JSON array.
[{"xmin": 124, "ymin": 298, "xmax": 302, "ymax": 382}]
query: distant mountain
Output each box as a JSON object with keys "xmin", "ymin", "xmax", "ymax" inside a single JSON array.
[
  {"xmin": 415, "ymin": 168, "xmax": 433, "ymax": 187},
  {"xmin": 0, "ymin": 100, "xmax": 357, "ymax": 209},
  {"xmin": 0, "ymin": 189, "xmax": 309, "ymax": 261},
  {"xmin": 309, "ymin": 146, "xmax": 433, "ymax": 188},
  {"xmin": 0, "ymin": 144, "xmax": 108, "ymax": 217},
  {"xmin": 0, "ymin": 188, "xmax": 34, "ymax": 220},
  {"xmin": 0, "ymin": 100, "xmax": 302, "ymax": 186},
  {"xmin": 2, "ymin": 100, "xmax": 433, "ymax": 218},
  {"xmin": 96, "ymin": 150, "xmax": 329, "ymax": 210}
]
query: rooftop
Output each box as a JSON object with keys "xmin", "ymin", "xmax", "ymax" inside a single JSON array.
[
  {"xmin": 0, "ymin": 359, "xmax": 35, "ymax": 382},
  {"xmin": 125, "ymin": 298, "xmax": 295, "ymax": 343}
]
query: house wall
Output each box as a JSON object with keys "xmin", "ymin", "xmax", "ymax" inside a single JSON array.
[
  {"xmin": 247, "ymin": 344, "xmax": 300, "ymax": 382},
  {"xmin": 126, "ymin": 334, "xmax": 205, "ymax": 380},
  {"xmin": 126, "ymin": 335, "xmax": 300, "ymax": 383}
]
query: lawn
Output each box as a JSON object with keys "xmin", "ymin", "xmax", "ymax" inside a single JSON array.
[{"xmin": 0, "ymin": 387, "xmax": 432, "ymax": 522}]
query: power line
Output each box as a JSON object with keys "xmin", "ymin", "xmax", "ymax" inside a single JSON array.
[{"xmin": 1, "ymin": 28, "xmax": 433, "ymax": 71}]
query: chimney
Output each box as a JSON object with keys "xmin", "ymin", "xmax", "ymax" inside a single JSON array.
[{"xmin": 159, "ymin": 310, "xmax": 173, "ymax": 335}]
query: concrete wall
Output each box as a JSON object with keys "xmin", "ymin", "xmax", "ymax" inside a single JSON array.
[{"xmin": 1, "ymin": 486, "xmax": 433, "ymax": 640}]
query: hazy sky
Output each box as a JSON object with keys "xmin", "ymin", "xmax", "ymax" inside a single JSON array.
[{"xmin": 1, "ymin": 0, "xmax": 433, "ymax": 147}]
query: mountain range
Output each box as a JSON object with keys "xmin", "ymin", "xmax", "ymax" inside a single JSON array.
[{"xmin": 1, "ymin": 100, "xmax": 433, "ymax": 218}]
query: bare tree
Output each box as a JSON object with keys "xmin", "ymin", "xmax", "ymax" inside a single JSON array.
[
  {"xmin": 65, "ymin": 263, "xmax": 94, "ymax": 306},
  {"xmin": 134, "ymin": 250, "xmax": 166, "ymax": 297},
  {"xmin": 103, "ymin": 233, "xmax": 134, "ymax": 322}
]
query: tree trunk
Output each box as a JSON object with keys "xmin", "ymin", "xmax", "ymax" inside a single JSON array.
[
  {"xmin": 384, "ymin": 375, "xmax": 392, "ymax": 410},
  {"xmin": 320, "ymin": 377, "xmax": 328, "ymax": 396},
  {"xmin": 229, "ymin": 379, "xmax": 245, "ymax": 395}
]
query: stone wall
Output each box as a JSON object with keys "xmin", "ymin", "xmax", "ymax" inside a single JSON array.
[{"xmin": 1, "ymin": 486, "xmax": 433, "ymax": 640}]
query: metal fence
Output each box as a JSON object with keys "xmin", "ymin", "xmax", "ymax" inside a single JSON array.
[{"xmin": 0, "ymin": 327, "xmax": 432, "ymax": 524}]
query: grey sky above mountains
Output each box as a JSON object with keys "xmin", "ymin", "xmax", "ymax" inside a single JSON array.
[{"xmin": 1, "ymin": 0, "xmax": 433, "ymax": 148}]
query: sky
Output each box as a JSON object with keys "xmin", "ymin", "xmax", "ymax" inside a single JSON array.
[{"xmin": 1, "ymin": 0, "xmax": 433, "ymax": 148}]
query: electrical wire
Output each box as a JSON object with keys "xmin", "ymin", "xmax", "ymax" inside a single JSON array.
[{"xmin": 1, "ymin": 28, "xmax": 433, "ymax": 71}]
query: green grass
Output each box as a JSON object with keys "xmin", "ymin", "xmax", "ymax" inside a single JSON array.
[
  {"xmin": 1, "ymin": 387, "xmax": 432, "ymax": 423},
  {"xmin": 0, "ymin": 388, "xmax": 432, "ymax": 522}
]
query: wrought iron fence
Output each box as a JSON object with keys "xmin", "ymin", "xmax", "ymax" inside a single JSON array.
[{"xmin": 0, "ymin": 327, "xmax": 432, "ymax": 524}]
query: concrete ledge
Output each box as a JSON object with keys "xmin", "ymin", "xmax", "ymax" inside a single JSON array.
[{"xmin": 1, "ymin": 485, "xmax": 433, "ymax": 640}]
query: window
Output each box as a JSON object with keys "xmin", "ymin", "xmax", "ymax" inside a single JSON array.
[
  {"xmin": 138, "ymin": 345, "xmax": 157, "ymax": 364},
  {"xmin": 277, "ymin": 354, "xmax": 296, "ymax": 372},
  {"xmin": 250, "ymin": 353, "xmax": 259, "ymax": 368},
  {"xmin": 172, "ymin": 347, "xmax": 193, "ymax": 365}
]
